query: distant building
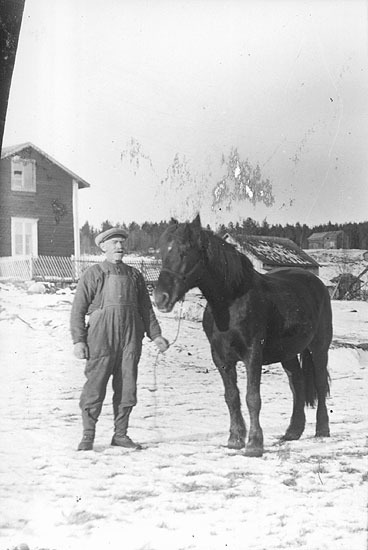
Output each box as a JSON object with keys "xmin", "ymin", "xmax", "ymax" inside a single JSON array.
[
  {"xmin": 223, "ymin": 234, "xmax": 319, "ymax": 275},
  {"xmin": 307, "ymin": 230, "xmax": 349, "ymax": 250},
  {"xmin": 0, "ymin": 142, "xmax": 90, "ymax": 258}
]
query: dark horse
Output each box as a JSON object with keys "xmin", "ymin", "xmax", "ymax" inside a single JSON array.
[{"xmin": 154, "ymin": 215, "xmax": 332, "ymax": 457}]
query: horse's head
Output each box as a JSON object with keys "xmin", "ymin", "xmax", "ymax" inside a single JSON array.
[{"xmin": 154, "ymin": 214, "xmax": 205, "ymax": 312}]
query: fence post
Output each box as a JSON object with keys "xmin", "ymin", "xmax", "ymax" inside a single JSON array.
[
  {"xmin": 72, "ymin": 255, "xmax": 81, "ymax": 281},
  {"xmin": 29, "ymin": 256, "xmax": 33, "ymax": 280}
]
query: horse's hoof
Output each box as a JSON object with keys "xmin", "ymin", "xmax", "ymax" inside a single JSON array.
[
  {"xmin": 245, "ymin": 446, "xmax": 263, "ymax": 457},
  {"xmin": 315, "ymin": 429, "xmax": 330, "ymax": 438},
  {"xmin": 228, "ymin": 437, "xmax": 245, "ymax": 450},
  {"xmin": 280, "ymin": 431, "xmax": 303, "ymax": 441}
]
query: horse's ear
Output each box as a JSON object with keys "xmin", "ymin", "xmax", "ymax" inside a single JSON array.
[
  {"xmin": 192, "ymin": 213, "xmax": 202, "ymax": 228},
  {"xmin": 187, "ymin": 213, "xmax": 202, "ymax": 244}
]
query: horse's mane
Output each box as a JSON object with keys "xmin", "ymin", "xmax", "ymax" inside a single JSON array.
[
  {"xmin": 162, "ymin": 221, "xmax": 255, "ymax": 294},
  {"xmin": 202, "ymin": 229, "xmax": 255, "ymax": 293}
]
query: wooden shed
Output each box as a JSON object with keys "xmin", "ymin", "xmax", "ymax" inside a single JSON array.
[
  {"xmin": 307, "ymin": 231, "xmax": 349, "ymax": 250},
  {"xmin": 0, "ymin": 142, "xmax": 90, "ymax": 258},
  {"xmin": 223, "ymin": 234, "xmax": 320, "ymax": 276}
]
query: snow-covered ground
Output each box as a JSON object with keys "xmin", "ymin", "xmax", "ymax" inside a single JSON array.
[
  {"xmin": 0, "ymin": 284, "xmax": 367, "ymax": 550},
  {"xmin": 306, "ymin": 249, "xmax": 368, "ymax": 291}
]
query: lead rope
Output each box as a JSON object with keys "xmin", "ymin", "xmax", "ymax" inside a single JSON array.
[
  {"xmin": 167, "ymin": 298, "xmax": 185, "ymax": 348},
  {"xmin": 150, "ymin": 298, "xmax": 185, "ymax": 432},
  {"xmin": 153, "ymin": 297, "xmax": 185, "ymax": 366}
]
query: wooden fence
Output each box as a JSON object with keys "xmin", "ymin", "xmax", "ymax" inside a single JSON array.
[{"xmin": 0, "ymin": 256, "xmax": 162, "ymax": 287}]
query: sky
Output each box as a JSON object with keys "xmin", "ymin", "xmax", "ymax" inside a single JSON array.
[{"xmin": 3, "ymin": 0, "xmax": 368, "ymax": 229}]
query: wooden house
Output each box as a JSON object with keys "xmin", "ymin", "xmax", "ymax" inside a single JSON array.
[
  {"xmin": 307, "ymin": 230, "xmax": 349, "ymax": 250},
  {"xmin": 0, "ymin": 142, "xmax": 90, "ymax": 258},
  {"xmin": 223, "ymin": 234, "xmax": 320, "ymax": 276}
]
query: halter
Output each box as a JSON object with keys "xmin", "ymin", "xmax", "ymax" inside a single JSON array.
[{"xmin": 160, "ymin": 258, "xmax": 204, "ymax": 284}]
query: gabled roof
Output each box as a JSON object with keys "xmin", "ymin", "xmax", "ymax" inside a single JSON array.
[
  {"xmin": 307, "ymin": 231, "xmax": 345, "ymax": 241},
  {"xmin": 224, "ymin": 234, "xmax": 319, "ymax": 268},
  {"xmin": 1, "ymin": 142, "xmax": 90, "ymax": 189}
]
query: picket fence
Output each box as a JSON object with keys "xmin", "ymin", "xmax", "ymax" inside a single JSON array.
[{"xmin": 0, "ymin": 255, "xmax": 162, "ymax": 286}]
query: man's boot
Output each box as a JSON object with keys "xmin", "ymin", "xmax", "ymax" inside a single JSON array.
[
  {"xmin": 77, "ymin": 409, "xmax": 97, "ymax": 451},
  {"xmin": 111, "ymin": 406, "xmax": 142, "ymax": 450},
  {"xmin": 77, "ymin": 430, "xmax": 95, "ymax": 451}
]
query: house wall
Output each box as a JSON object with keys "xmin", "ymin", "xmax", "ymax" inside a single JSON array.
[
  {"xmin": 308, "ymin": 240, "xmax": 323, "ymax": 250},
  {"xmin": 308, "ymin": 233, "xmax": 349, "ymax": 250},
  {"xmin": 244, "ymin": 252, "xmax": 263, "ymax": 273},
  {"xmin": 324, "ymin": 236, "xmax": 339, "ymax": 249},
  {"xmin": 0, "ymin": 147, "xmax": 75, "ymax": 256},
  {"xmin": 336, "ymin": 233, "xmax": 349, "ymax": 249}
]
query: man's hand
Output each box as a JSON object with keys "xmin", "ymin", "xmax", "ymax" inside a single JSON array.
[
  {"xmin": 74, "ymin": 342, "xmax": 89, "ymax": 360},
  {"xmin": 153, "ymin": 336, "xmax": 169, "ymax": 353}
]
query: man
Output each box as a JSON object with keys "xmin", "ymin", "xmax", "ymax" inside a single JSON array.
[{"xmin": 71, "ymin": 227, "xmax": 169, "ymax": 451}]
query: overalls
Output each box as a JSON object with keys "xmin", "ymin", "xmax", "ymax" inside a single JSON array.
[{"xmin": 79, "ymin": 265, "xmax": 145, "ymax": 435}]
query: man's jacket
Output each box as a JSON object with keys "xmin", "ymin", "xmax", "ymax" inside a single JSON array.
[{"xmin": 70, "ymin": 260, "xmax": 161, "ymax": 345}]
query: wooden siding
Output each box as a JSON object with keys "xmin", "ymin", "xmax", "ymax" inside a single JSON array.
[
  {"xmin": 0, "ymin": 146, "xmax": 75, "ymax": 256},
  {"xmin": 307, "ymin": 231, "xmax": 349, "ymax": 250}
]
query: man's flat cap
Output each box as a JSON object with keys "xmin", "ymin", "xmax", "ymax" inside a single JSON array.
[{"xmin": 95, "ymin": 227, "xmax": 128, "ymax": 247}]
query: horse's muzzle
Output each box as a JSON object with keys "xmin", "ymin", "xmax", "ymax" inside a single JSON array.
[{"xmin": 154, "ymin": 289, "xmax": 173, "ymax": 312}]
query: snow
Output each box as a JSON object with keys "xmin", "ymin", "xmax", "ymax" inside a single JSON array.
[
  {"xmin": 0, "ymin": 284, "xmax": 367, "ymax": 550},
  {"xmin": 307, "ymin": 249, "xmax": 368, "ymax": 291}
]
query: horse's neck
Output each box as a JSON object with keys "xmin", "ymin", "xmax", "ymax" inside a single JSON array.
[
  {"xmin": 198, "ymin": 265, "xmax": 228, "ymax": 305},
  {"xmin": 198, "ymin": 245, "xmax": 252, "ymax": 306}
]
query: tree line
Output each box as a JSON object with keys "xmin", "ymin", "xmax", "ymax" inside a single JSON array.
[{"xmin": 80, "ymin": 218, "xmax": 368, "ymax": 255}]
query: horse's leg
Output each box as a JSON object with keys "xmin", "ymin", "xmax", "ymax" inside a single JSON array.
[
  {"xmin": 244, "ymin": 357, "xmax": 264, "ymax": 457},
  {"xmin": 308, "ymin": 346, "xmax": 330, "ymax": 437},
  {"xmin": 211, "ymin": 348, "xmax": 246, "ymax": 450},
  {"xmin": 281, "ymin": 356, "xmax": 306, "ymax": 440}
]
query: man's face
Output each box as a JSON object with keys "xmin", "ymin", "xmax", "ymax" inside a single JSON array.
[{"xmin": 101, "ymin": 237, "xmax": 126, "ymax": 263}]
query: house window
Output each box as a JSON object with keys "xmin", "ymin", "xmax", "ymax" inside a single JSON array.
[
  {"xmin": 11, "ymin": 217, "xmax": 38, "ymax": 256},
  {"xmin": 11, "ymin": 157, "xmax": 36, "ymax": 192}
]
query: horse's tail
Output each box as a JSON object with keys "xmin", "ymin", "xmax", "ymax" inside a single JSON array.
[{"xmin": 301, "ymin": 349, "xmax": 317, "ymax": 407}]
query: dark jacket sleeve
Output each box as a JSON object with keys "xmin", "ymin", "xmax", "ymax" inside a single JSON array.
[
  {"xmin": 70, "ymin": 266, "xmax": 101, "ymax": 344},
  {"xmin": 136, "ymin": 270, "xmax": 162, "ymax": 340}
]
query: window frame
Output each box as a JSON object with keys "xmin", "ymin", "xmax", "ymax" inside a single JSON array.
[
  {"xmin": 11, "ymin": 217, "xmax": 39, "ymax": 257},
  {"xmin": 11, "ymin": 156, "xmax": 36, "ymax": 192}
]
